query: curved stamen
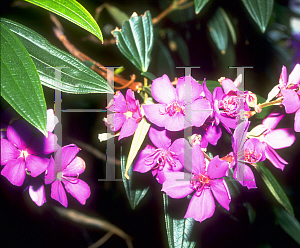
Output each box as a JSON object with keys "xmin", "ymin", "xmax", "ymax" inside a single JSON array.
[
  {"xmin": 145, "ymin": 148, "xmax": 178, "ymax": 170},
  {"xmin": 244, "ymin": 148, "xmax": 262, "ymax": 163},
  {"xmin": 61, "ymin": 173, "xmax": 80, "ymax": 184},
  {"xmin": 190, "ymin": 173, "xmax": 210, "ymax": 194}
]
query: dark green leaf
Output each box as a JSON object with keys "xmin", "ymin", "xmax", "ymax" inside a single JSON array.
[
  {"xmin": 141, "ymin": 71, "xmax": 156, "ymax": 81},
  {"xmin": 194, "ymin": 0, "xmax": 209, "ymax": 14},
  {"xmin": 255, "ymin": 162, "xmax": 294, "ymax": 216},
  {"xmin": 208, "ymin": 8, "xmax": 228, "ymax": 54},
  {"xmin": 112, "ymin": 11, "xmax": 153, "ymax": 72},
  {"xmin": 106, "ymin": 4, "xmax": 130, "ymax": 27},
  {"xmin": 273, "ymin": 207, "xmax": 300, "ymax": 245},
  {"xmin": 1, "ymin": 18, "xmax": 113, "ymax": 94},
  {"xmin": 163, "ymin": 194, "xmax": 196, "ymax": 248},
  {"xmin": 0, "ymin": 23, "xmax": 47, "ymax": 135},
  {"xmin": 25, "ymin": 0, "xmax": 103, "ymax": 41},
  {"xmin": 120, "ymin": 145, "xmax": 150, "ymax": 209},
  {"xmin": 241, "ymin": 0, "xmax": 274, "ymax": 33}
]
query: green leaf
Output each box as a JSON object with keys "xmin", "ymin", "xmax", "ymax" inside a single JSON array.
[
  {"xmin": 106, "ymin": 4, "xmax": 130, "ymax": 27},
  {"xmin": 194, "ymin": 0, "xmax": 209, "ymax": 14},
  {"xmin": 273, "ymin": 207, "xmax": 300, "ymax": 245},
  {"xmin": 0, "ymin": 23, "xmax": 47, "ymax": 135},
  {"xmin": 208, "ymin": 8, "xmax": 228, "ymax": 54},
  {"xmin": 241, "ymin": 0, "xmax": 274, "ymax": 33},
  {"xmin": 112, "ymin": 11, "xmax": 154, "ymax": 72},
  {"xmin": 120, "ymin": 144, "xmax": 150, "ymax": 209},
  {"xmin": 1, "ymin": 18, "xmax": 113, "ymax": 94},
  {"xmin": 24, "ymin": 0, "xmax": 103, "ymax": 41},
  {"xmin": 255, "ymin": 162, "xmax": 294, "ymax": 216},
  {"xmin": 163, "ymin": 194, "xmax": 196, "ymax": 248},
  {"xmin": 219, "ymin": 8, "xmax": 237, "ymax": 44},
  {"xmin": 141, "ymin": 71, "xmax": 156, "ymax": 81}
]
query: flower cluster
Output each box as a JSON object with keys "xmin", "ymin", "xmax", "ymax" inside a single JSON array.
[
  {"xmin": 0, "ymin": 109, "xmax": 90, "ymax": 207},
  {"xmin": 103, "ymin": 64, "xmax": 300, "ymax": 223}
]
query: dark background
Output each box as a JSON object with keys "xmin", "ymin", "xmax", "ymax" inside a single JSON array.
[{"xmin": 1, "ymin": 0, "xmax": 300, "ymax": 247}]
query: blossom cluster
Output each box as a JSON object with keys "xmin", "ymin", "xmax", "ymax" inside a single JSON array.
[
  {"xmin": 105, "ymin": 64, "xmax": 300, "ymax": 222},
  {"xmin": 0, "ymin": 109, "xmax": 90, "ymax": 207}
]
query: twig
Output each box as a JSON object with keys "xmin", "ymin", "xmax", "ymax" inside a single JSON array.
[
  {"xmin": 49, "ymin": 14, "xmax": 142, "ymax": 91},
  {"xmin": 88, "ymin": 231, "xmax": 114, "ymax": 248},
  {"xmin": 53, "ymin": 207, "xmax": 133, "ymax": 248}
]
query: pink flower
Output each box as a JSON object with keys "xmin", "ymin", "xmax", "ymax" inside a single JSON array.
[
  {"xmin": 106, "ymin": 89, "xmax": 142, "ymax": 140},
  {"xmin": 45, "ymin": 144, "xmax": 90, "ymax": 207},
  {"xmin": 143, "ymin": 75, "xmax": 211, "ymax": 131},
  {"xmin": 162, "ymin": 144, "xmax": 230, "ymax": 222}
]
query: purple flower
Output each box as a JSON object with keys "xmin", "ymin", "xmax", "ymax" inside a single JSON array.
[
  {"xmin": 134, "ymin": 126, "xmax": 188, "ymax": 183},
  {"xmin": 202, "ymin": 79, "xmax": 239, "ymax": 133},
  {"xmin": 162, "ymin": 144, "xmax": 230, "ymax": 222},
  {"xmin": 45, "ymin": 144, "xmax": 90, "ymax": 207},
  {"xmin": 106, "ymin": 89, "xmax": 142, "ymax": 140},
  {"xmin": 1, "ymin": 119, "xmax": 58, "ymax": 186},
  {"xmin": 232, "ymin": 121, "xmax": 265, "ymax": 189},
  {"xmin": 143, "ymin": 75, "xmax": 211, "ymax": 131},
  {"xmin": 25, "ymin": 175, "xmax": 47, "ymax": 206},
  {"xmin": 247, "ymin": 111, "xmax": 295, "ymax": 170}
]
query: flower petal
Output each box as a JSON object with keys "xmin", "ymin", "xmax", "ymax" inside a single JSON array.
[
  {"xmin": 281, "ymin": 89, "xmax": 300, "ymax": 114},
  {"xmin": 210, "ymin": 179, "xmax": 231, "ymax": 210},
  {"xmin": 29, "ymin": 177, "xmax": 46, "ymax": 206},
  {"xmin": 169, "ymin": 137, "xmax": 188, "ymax": 156},
  {"xmin": 176, "ymin": 76, "xmax": 203, "ymax": 103},
  {"xmin": 1, "ymin": 157, "xmax": 26, "ymax": 186},
  {"xmin": 222, "ymin": 79, "xmax": 237, "ymax": 94},
  {"xmin": 203, "ymin": 125, "xmax": 222, "ymax": 145},
  {"xmin": 288, "ymin": 63, "xmax": 300, "ymax": 86},
  {"xmin": 262, "ymin": 111, "xmax": 284, "ymax": 130},
  {"xmin": 295, "ymin": 109, "xmax": 300, "ymax": 132},
  {"xmin": 202, "ymin": 80, "xmax": 213, "ymax": 103},
  {"xmin": 26, "ymin": 155, "xmax": 49, "ymax": 177},
  {"xmin": 125, "ymin": 89, "xmax": 138, "ymax": 112},
  {"xmin": 63, "ymin": 156, "xmax": 86, "ymax": 176},
  {"xmin": 118, "ymin": 117, "xmax": 139, "ymax": 140},
  {"xmin": 184, "ymin": 188, "xmax": 215, "ymax": 222},
  {"xmin": 207, "ymin": 156, "xmax": 229, "ymax": 179},
  {"xmin": 45, "ymin": 156, "xmax": 56, "ymax": 184},
  {"xmin": 51, "ymin": 180, "xmax": 68, "ymax": 207},
  {"xmin": 1, "ymin": 138, "xmax": 20, "ymax": 165},
  {"xmin": 279, "ymin": 65, "xmax": 287, "ymax": 87},
  {"xmin": 165, "ymin": 112, "xmax": 185, "ymax": 131},
  {"xmin": 133, "ymin": 145, "xmax": 157, "ymax": 173},
  {"xmin": 107, "ymin": 113, "xmax": 126, "ymax": 132},
  {"xmin": 161, "ymin": 172, "xmax": 194, "ymax": 198},
  {"xmin": 143, "ymin": 104, "xmax": 169, "ymax": 127},
  {"xmin": 47, "ymin": 109, "xmax": 59, "ymax": 132},
  {"xmin": 151, "ymin": 75, "xmax": 176, "ymax": 104},
  {"xmin": 264, "ymin": 128, "xmax": 295, "ymax": 149},
  {"xmin": 27, "ymin": 132, "xmax": 59, "ymax": 155},
  {"xmin": 233, "ymin": 163, "xmax": 256, "ymax": 189},
  {"xmin": 149, "ymin": 126, "xmax": 171, "ymax": 149},
  {"xmin": 55, "ymin": 144, "xmax": 80, "ymax": 171},
  {"xmin": 190, "ymin": 99, "xmax": 212, "ymax": 127},
  {"xmin": 265, "ymin": 145, "xmax": 287, "ymax": 170},
  {"xmin": 7, "ymin": 120, "xmax": 32, "ymax": 150},
  {"xmin": 63, "ymin": 179, "xmax": 91, "ymax": 205},
  {"xmin": 107, "ymin": 91, "xmax": 127, "ymax": 113}
]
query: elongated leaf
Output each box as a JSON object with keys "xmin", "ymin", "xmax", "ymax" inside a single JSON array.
[
  {"xmin": 241, "ymin": 0, "xmax": 274, "ymax": 33},
  {"xmin": 194, "ymin": 0, "xmax": 209, "ymax": 14},
  {"xmin": 273, "ymin": 207, "xmax": 300, "ymax": 245},
  {"xmin": 25, "ymin": 0, "xmax": 103, "ymax": 41},
  {"xmin": 106, "ymin": 4, "xmax": 130, "ymax": 27},
  {"xmin": 1, "ymin": 18, "xmax": 113, "ymax": 94},
  {"xmin": 120, "ymin": 145, "xmax": 150, "ymax": 209},
  {"xmin": 141, "ymin": 71, "xmax": 156, "ymax": 81},
  {"xmin": 219, "ymin": 8, "xmax": 237, "ymax": 44},
  {"xmin": 112, "ymin": 11, "xmax": 153, "ymax": 72},
  {"xmin": 208, "ymin": 8, "xmax": 228, "ymax": 54},
  {"xmin": 0, "ymin": 23, "xmax": 47, "ymax": 135},
  {"xmin": 163, "ymin": 194, "xmax": 196, "ymax": 248},
  {"xmin": 124, "ymin": 116, "xmax": 151, "ymax": 179},
  {"xmin": 255, "ymin": 162, "xmax": 294, "ymax": 216}
]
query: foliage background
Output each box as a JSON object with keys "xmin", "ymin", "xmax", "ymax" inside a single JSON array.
[{"xmin": 1, "ymin": 0, "xmax": 300, "ymax": 247}]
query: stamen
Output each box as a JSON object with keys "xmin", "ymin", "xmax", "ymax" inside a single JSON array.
[
  {"xmin": 219, "ymin": 95, "xmax": 239, "ymax": 117},
  {"xmin": 244, "ymin": 148, "xmax": 261, "ymax": 163}
]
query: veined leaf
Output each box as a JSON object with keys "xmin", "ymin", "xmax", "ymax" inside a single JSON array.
[
  {"xmin": 120, "ymin": 145, "xmax": 150, "ymax": 209},
  {"xmin": 194, "ymin": 0, "xmax": 209, "ymax": 14},
  {"xmin": 163, "ymin": 194, "xmax": 196, "ymax": 248},
  {"xmin": 255, "ymin": 162, "xmax": 294, "ymax": 216},
  {"xmin": 241, "ymin": 0, "xmax": 274, "ymax": 33},
  {"xmin": 124, "ymin": 116, "xmax": 151, "ymax": 179},
  {"xmin": 112, "ymin": 11, "xmax": 153, "ymax": 72},
  {"xmin": 0, "ymin": 23, "xmax": 47, "ymax": 135},
  {"xmin": 25, "ymin": 0, "xmax": 103, "ymax": 41},
  {"xmin": 208, "ymin": 8, "xmax": 228, "ymax": 54},
  {"xmin": 273, "ymin": 207, "xmax": 300, "ymax": 245},
  {"xmin": 1, "ymin": 18, "xmax": 113, "ymax": 94}
]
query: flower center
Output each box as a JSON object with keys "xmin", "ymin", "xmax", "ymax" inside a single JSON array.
[
  {"xmin": 145, "ymin": 148, "xmax": 177, "ymax": 170},
  {"xmin": 190, "ymin": 173, "xmax": 210, "ymax": 193},
  {"xmin": 165, "ymin": 101, "xmax": 185, "ymax": 116},
  {"xmin": 19, "ymin": 150, "xmax": 29, "ymax": 160},
  {"xmin": 125, "ymin": 111, "xmax": 133, "ymax": 118},
  {"xmin": 219, "ymin": 95, "xmax": 238, "ymax": 117},
  {"xmin": 244, "ymin": 148, "xmax": 262, "ymax": 163},
  {"xmin": 56, "ymin": 171, "xmax": 79, "ymax": 183},
  {"xmin": 57, "ymin": 171, "xmax": 63, "ymax": 181}
]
